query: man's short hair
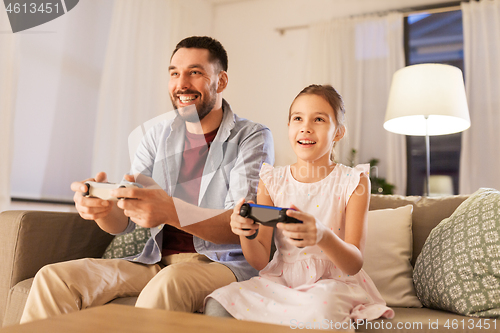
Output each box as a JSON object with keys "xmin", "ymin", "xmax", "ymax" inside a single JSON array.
[{"xmin": 172, "ymin": 36, "xmax": 228, "ymax": 72}]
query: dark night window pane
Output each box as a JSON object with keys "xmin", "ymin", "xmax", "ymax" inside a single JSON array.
[{"xmin": 405, "ymin": 10, "xmax": 464, "ymax": 196}]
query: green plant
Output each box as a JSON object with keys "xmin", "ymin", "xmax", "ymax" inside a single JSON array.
[
  {"xmin": 369, "ymin": 158, "xmax": 395, "ymax": 195},
  {"xmin": 349, "ymin": 149, "xmax": 395, "ymax": 195}
]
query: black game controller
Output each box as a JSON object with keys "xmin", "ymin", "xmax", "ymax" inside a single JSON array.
[{"xmin": 239, "ymin": 203, "xmax": 302, "ymax": 240}]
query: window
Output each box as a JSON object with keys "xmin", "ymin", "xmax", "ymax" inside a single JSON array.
[{"xmin": 404, "ymin": 9, "xmax": 464, "ymax": 196}]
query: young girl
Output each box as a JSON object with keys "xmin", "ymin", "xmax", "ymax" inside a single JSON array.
[{"xmin": 205, "ymin": 85, "xmax": 394, "ymax": 327}]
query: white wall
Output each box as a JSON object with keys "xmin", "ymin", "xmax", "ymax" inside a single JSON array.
[
  {"xmin": 10, "ymin": 0, "xmax": 114, "ymax": 201},
  {"xmin": 9, "ymin": 0, "xmax": 213, "ymax": 202},
  {"xmin": 8, "ymin": 0, "xmax": 457, "ymax": 201},
  {"xmin": 213, "ymin": 0, "xmax": 459, "ymax": 169}
]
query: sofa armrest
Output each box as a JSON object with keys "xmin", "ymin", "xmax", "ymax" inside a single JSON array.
[{"xmin": 0, "ymin": 210, "xmax": 114, "ymax": 324}]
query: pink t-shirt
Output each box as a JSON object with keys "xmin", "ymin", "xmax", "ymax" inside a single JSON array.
[{"xmin": 162, "ymin": 127, "xmax": 218, "ymax": 256}]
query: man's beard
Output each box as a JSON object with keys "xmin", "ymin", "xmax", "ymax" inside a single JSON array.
[{"xmin": 172, "ymin": 83, "xmax": 218, "ymax": 123}]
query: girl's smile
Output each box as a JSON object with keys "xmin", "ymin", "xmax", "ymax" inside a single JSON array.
[{"xmin": 296, "ymin": 138, "xmax": 316, "ymax": 147}]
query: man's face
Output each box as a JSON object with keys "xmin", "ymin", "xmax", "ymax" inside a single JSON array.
[{"xmin": 168, "ymin": 48, "xmax": 220, "ymax": 123}]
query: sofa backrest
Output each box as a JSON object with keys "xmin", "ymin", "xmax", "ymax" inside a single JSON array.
[{"xmin": 369, "ymin": 194, "xmax": 469, "ymax": 266}]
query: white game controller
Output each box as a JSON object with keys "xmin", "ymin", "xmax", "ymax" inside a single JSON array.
[{"xmin": 83, "ymin": 181, "xmax": 142, "ymax": 201}]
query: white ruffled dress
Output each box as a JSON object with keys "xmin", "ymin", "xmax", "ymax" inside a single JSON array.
[{"xmin": 207, "ymin": 163, "xmax": 394, "ymax": 326}]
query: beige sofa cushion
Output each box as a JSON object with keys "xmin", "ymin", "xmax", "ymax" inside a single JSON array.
[
  {"xmin": 363, "ymin": 205, "xmax": 422, "ymax": 307},
  {"xmin": 370, "ymin": 194, "xmax": 469, "ymax": 265},
  {"xmin": 3, "ymin": 279, "xmax": 32, "ymax": 327}
]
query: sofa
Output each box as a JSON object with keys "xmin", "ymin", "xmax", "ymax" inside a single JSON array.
[{"xmin": 0, "ymin": 194, "xmax": 498, "ymax": 331}]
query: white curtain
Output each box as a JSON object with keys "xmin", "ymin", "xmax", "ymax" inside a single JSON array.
[
  {"xmin": 307, "ymin": 13, "xmax": 406, "ymax": 195},
  {"xmin": 0, "ymin": 10, "xmax": 19, "ymax": 212},
  {"xmin": 92, "ymin": 0, "xmax": 180, "ymax": 182},
  {"xmin": 460, "ymin": 0, "xmax": 500, "ymax": 194}
]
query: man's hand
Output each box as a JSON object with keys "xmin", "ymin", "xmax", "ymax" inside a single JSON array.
[
  {"xmin": 112, "ymin": 175, "xmax": 178, "ymax": 229},
  {"xmin": 113, "ymin": 174, "xmax": 237, "ymax": 244},
  {"xmin": 71, "ymin": 172, "xmax": 113, "ymax": 221}
]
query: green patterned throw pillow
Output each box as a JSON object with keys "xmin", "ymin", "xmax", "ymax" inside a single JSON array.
[
  {"xmin": 413, "ymin": 188, "xmax": 500, "ymax": 318},
  {"xmin": 102, "ymin": 225, "xmax": 151, "ymax": 259}
]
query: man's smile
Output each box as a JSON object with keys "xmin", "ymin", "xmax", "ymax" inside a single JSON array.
[{"xmin": 176, "ymin": 91, "xmax": 200, "ymax": 106}]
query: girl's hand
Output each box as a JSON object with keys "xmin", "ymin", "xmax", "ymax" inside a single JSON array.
[
  {"xmin": 277, "ymin": 204, "xmax": 329, "ymax": 247},
  {"xmin": 230, "ymin": 198, "xmax": 259, "ymax": 238}
]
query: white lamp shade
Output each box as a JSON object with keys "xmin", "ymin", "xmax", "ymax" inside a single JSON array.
[{"xmin": 384, "ymin": 64, "xmax": 470, "ymax": 136}]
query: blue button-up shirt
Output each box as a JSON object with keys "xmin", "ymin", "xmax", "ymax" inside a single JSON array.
[{"xmin": 118, "ymin": 100, "xmax": 274, "ymax": 281}]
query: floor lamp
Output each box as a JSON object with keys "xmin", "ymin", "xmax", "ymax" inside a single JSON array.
[{"xmin": 384, "ymin": 64, "xmax": 470, "ymax": 196}]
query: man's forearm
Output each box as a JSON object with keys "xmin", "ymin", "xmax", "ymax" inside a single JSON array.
[
  {"xmin": 170, "ymin": 208, "xmax": 238, "ymax": 244},
  {"xmin": 113, "ymin": 188, "xmax": 238, "ymax": 243},
  {"xmin": 94, "ymin": 204, "xmax": 130, "ymax": 234}
]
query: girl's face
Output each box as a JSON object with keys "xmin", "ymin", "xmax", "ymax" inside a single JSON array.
[{"xmin": 288, "ymin": 94, "xmax": 342, "ymax": 164}]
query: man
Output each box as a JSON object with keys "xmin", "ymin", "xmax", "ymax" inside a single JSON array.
[{"xmin": 20, "ymin": 36, "xmax": 274, "ymax": 322}]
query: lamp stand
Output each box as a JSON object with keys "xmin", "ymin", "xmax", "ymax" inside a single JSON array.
[{"xmin": 424, "ymin": 116, "xmax": 430, "ymax": 196}]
